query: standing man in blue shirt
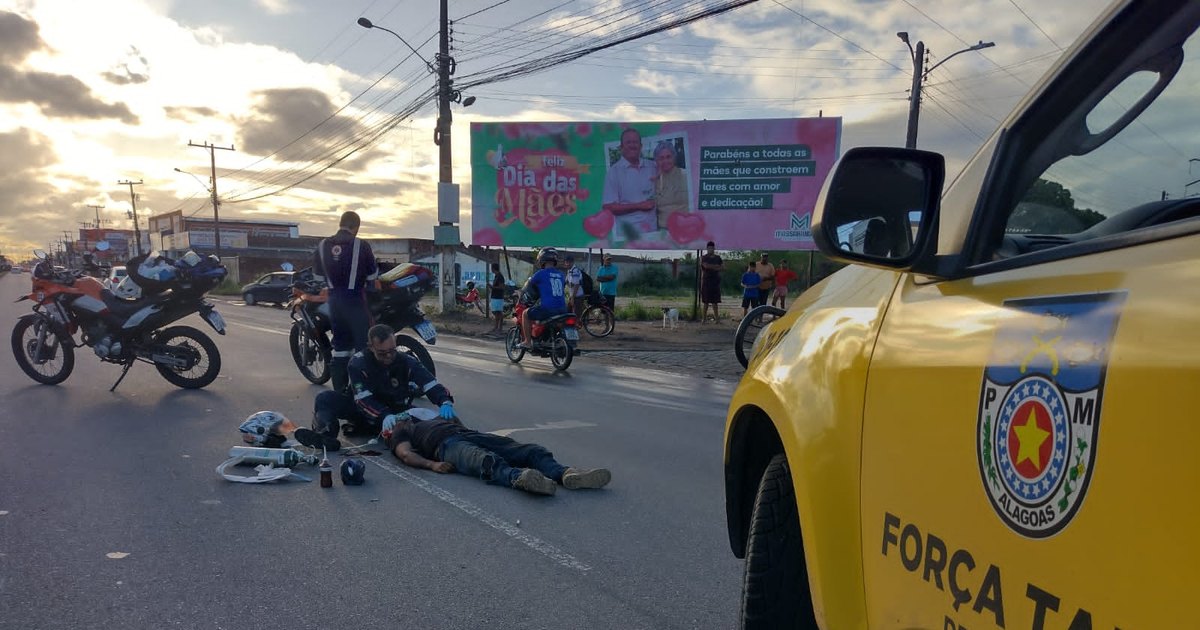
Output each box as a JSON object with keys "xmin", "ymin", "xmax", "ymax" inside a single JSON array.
[
  {"xmin": 314, "ymin": 211, "xmax": 378, "ymax": 393},
  {"xmin": 596, "ymin": 254, "xmax": 619, "ymax": 315},
  {"xmin": 520, "ymin": 248, "xmax": 568, "ymax": 349}
]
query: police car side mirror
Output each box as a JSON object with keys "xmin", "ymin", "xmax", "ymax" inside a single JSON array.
[{"xmin": 812, "ymin": 147, "xmax": 944, "ymax": 272}]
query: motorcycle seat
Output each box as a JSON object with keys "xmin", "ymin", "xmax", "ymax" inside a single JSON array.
[
  {"xmin": 537, "ymin": 312, "xmax": 575, "ymax": 325},
  {"xmin": 101, "ymin": 290, "xmax": 164, "ymax": 317}
]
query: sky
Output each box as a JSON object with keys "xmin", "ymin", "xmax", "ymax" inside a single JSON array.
[{"xmin": 0, "ymin": 0, "xmax": 1117, "ymax": 259}]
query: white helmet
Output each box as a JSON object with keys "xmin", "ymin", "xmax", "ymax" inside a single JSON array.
[{"xmin": 114, "ymin": 276, "xmax": 142, "ymax": 300}]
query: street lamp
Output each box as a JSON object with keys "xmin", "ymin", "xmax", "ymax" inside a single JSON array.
[
  {"xmin": 898, "ymin": 32, "xmax": 996, "ymax": 148},
  {"xmin": 358, "ymin": 6, "xmax": 476, "ymax": 313}
]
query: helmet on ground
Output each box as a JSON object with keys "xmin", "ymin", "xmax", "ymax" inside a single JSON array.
[
  {"xmin": 340, "ymin": 459, "xmax": 366, "ymax": 485},
  {"xmin": 537, "ymin": 247, "xmax": 559, "ymax": 266},
  {"xmin": 239, "ymin": 410, "xmax": 295, "ymax": 447}
]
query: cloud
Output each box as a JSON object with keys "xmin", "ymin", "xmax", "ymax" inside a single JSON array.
[
  {"xmin": 164, "ymin": 105, "xmax": 220, "ymax": 120},
  {"xmin": 237, "ymin": 87, "xmax": 370, "ymax": 162},
  {"xmin": 627, "ymin": 67, "xmax": 695, "ymax": 95},
  {"xmin": 0, "ymin": 11, "xmax": 44, "ymax": 64},
  {"xmin": 255, "ymin": 0, "xmax": 295, "ymax": 16},
  {"xmin": 101, "ymin": 45, "xmax": 151, "ymax": 85},
  {"xmin": 0, "ymin": 66, "xmax": 139, "ymax": 123}
]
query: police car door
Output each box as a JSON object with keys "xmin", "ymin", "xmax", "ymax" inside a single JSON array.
[{"xmin": 858, "ymin": 3, "xmax": 1200, "ymax": 628}]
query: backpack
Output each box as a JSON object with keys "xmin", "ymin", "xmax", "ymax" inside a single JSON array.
[{"xmin": 580, "ymin": 270, "xmax": 595, "ymax": 296}]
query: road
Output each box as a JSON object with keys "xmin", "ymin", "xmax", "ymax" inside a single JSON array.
[{"xmin": 0, "ymin": 273, "xmax": 742, "ymax": 630}]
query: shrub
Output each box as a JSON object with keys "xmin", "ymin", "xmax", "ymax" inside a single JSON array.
[
  {"xmin": 210, "ymin": 277, "xmax": 242, "ymax": 296},
  {"xmin": 616, "ymin": 300, "xmax": 657, "ymax": 321}
]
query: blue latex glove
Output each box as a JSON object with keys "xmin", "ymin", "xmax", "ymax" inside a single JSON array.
[
  {"xmin": 382, "ymin": 414, "xmax": 400, "ymax": 433},
  {"xmin": 439, "ymin": 402, "xmax": 455, "ymax": 420}
]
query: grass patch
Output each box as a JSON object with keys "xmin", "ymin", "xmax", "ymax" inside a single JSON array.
[{"xmin": 210, "ymin": 278, "xmax": 242, "ymax": 296}]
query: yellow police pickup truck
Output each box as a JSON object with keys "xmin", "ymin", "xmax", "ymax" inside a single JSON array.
[{"xmin": 723, "ymin": 1, "xmax": 1200, "ymax": 628}]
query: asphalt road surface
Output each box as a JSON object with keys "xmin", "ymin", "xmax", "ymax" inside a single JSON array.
[{"xmin": 0, "ymin": 273, "xmax": 742, "ymax": 630}]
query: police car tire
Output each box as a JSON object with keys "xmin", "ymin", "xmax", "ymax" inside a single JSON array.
[
  {"xmin": 243, "ymin": 292, "xmax": 256, "ymax": 306},
  {"xmin": 740, "ymin": 453, "xmax": 816, "ymax": 630}
]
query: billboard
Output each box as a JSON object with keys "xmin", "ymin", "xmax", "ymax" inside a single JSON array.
[{"xmin": 470, "ymin": 118, "xmax": 840, "ymax": 250}]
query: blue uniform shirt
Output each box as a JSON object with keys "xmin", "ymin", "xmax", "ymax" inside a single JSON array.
[{"xmin": 314, "ymin": 229, "xmax": 378, "ymax": 301}]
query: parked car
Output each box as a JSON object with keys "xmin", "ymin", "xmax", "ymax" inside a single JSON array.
[
  {"xmin": 724, "ymin": 1, "xmax": 1200, "ymax": 628},
  {"xmin": 241, "ymin": 271, "xmax": 295, "ymax": 306},
  {"xmin": 104, "ymin": 266, "xmax": 127, "ymax": 291}
]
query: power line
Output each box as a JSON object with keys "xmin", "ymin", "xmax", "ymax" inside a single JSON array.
[
  {"xmin": 1006, "ymin": 0, "xmax": 1062, "ymax": 50},
  {"xmin": 457, "ymin": 0, "xmax": 516, "ymax": 21},
  {"xmin": 769, "ymin": 0, "xmax": 905, "ymax": 73}
]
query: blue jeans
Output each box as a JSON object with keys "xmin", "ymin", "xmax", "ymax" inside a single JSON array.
[{"xmin": 439, "ymin": 434, "xmax": 567, "ymax": 487}]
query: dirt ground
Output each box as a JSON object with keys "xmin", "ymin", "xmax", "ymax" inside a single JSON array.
[{"xmin": 426, "ymin": 300, "xmax": 741, "ymax": 350}]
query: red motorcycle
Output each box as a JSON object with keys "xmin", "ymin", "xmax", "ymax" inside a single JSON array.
[
  {"xmin": 11, "ymin": 250, "xmax": 227, "ymax": 390},
  {"xmin": 505, "ymin": 303, "xmax": 579, "ymax": 371}
]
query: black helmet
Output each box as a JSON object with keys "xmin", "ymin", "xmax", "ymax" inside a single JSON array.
[
  {"xmin": 340, "ymin": 459, "xmax": 366, "ymax": 485},
  {"xmin": 537, "ymin": 247, "xmax": 559, "ymax": 266}
]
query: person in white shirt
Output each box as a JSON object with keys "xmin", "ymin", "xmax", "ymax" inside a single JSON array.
[
  {"xmin": 601, "ymin": 128, "xmax": 657, "ymax": 246},
  {"xmin": 563, "ymin": 254, "xmax": 585, "ymax": 318}
]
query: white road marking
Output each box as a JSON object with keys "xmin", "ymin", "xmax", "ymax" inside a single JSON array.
[
  {"xmin": 363, "ymin": 454, "xmax": 590, "ymax": 572},
  {"xmin": 490, "ymin": 420, "xmax": 597, "ymax": 437},
  {"xmin": 227, "ymin": 320, "xmax": 288, "ymax": 336},
  {"xmin": 105, "ymin": 552, "xmax": 129, "ymax": 559}
]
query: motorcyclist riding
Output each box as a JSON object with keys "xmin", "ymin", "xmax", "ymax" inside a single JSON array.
[
  {"xmin": 519, "ymin": 247, "xmax": 569, "ymax": 349},
  {"xmin": 303, "ymin": 323, "xmax": 455, "ymax": 450}
]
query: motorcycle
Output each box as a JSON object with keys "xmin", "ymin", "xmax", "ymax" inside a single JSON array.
[
  {"xmin": 11, "ymin": 249, "xmax": 228, "ymax": 391},
  {"xmin": 286, "ymin": 263, "xmax": 438, "ymax": 385},
  {"xmin": 505, "ymin": 302, "xmax": 580, "ymax": 371},
  {"xmin": 455, "ymin": 282, "xmax": 486, "ymax": 315}
]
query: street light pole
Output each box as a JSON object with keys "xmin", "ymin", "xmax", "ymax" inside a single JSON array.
[
  {"xmin": 360, "ymin": 3, "xmax": 474, "ymax": 314},
  {"xmin": 898, "ymin": 32, "xmax": 995, "ymax": 149},
  {"xmin": 187, "ymin": 140, "xmax": 234, "ymax": 259}
]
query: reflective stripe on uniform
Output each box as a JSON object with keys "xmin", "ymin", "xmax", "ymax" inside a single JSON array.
[
  {"xmin": 422, "ymin": 380, "xmax": 440, "ymax": 393},
  {"xmin": 354, "ymin": 390, "xmax": 374, "ymax": 400},
  {"xmin": 332, "ymin": 350, "xmax": 354, "ymax": 358},
  {"xmin": 347, "ymin": 238, "xmax": 361, "ymax": 291}
]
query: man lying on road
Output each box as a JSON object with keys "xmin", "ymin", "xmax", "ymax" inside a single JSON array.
[
  {"xmin": 298, "ymin": 323, "xmax": 454, "ymax": 451},
  {"xmin": 383, "ymin": 413, "xmax": 612, "ymax": 496}
]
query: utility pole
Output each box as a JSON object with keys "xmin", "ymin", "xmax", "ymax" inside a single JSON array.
[
  {"xmin": 898, "ymin": 32, "xmax": 995, "ymax": 148},
  {"xmin": 60, "ymin": 231, "xmax": 73, "ymax": 268},
  {"xmin": 86, "ymin": 204, "xmax": 107, "ymax": 229},
  {"xmin": 187, "ymin": 141, "xmax": 235, "ymax": 259},
  {"xmin": 434, "ymin": 0, "xmax": 459, "ymax": 314},
  {"xmin": 118, "ymin": 180, "xmax": 143, "ymax": 257},
  {"xmin": 359, "ymin": 4, "xmax": 473, "ymax": 312}
]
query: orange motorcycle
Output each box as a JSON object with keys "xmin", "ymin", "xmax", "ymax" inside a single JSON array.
[{"xmin": 11, "ymin": 250, "xmax": 228, "ymax": 390}]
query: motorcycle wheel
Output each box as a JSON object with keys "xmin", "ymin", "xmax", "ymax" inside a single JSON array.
[
  {"xmin": 153, "ymin": 325, "xmax": 221, "ymax": 389},
  {"xmin": 505, "ymin": 327, "xmax": 525, "ymax": 363},
  {"xmin": 582, "ymin": 305, "xmax": 614, "ymax": 338},
  {"xmin": 11, "ymin": 317, "xmax": 74, "ymax": 385},
  {"xmin": 395, "ymin": 333, "xmax": 435, "ymax": 376},
  {"xmin": 550, "ymin": 331, "xmax": 573, "ymax": 371},
  {"xmin": 289, "ymin": 321, "xmax": 331, "ymax": 384}
]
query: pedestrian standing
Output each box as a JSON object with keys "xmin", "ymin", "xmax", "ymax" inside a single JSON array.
[
  {"xmin": 313, "ymin": 211, "xmax": 378, "ymax": 393},
  {"xmin": 755, "ymin": 253, "xmax": 775, "ymax": 309},
  {"xmin": 489, "ymin": 262, "xmax": 506, "ymax": 334},
  {"xmin": 700, "ymin": 241, "xmax": 723, "ymax": 323},
  {"xmin": 596, "ymin": 254, "xmax": 619, "ymax": 315},
  {"xmin": 563, "ymin": 254, "xmax": 586, "ymax": 319},
  {"xmin": 771, "ymin": 259, "xmax": 798, "ymax": 309},
  {"xmin": 741, "ymin": 263, "xmax": 761, "ymax": 319}
]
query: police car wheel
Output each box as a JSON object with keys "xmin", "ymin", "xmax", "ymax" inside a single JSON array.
[
  {"xmin": 243, "ymin": 292, "xmax": 256, "ymax": 306},
  {"xmin": 740, "ymin": 453, "xmax": 816, "ymax": 630}
]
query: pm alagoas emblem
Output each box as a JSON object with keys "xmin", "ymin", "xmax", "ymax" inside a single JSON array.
[{"xmin": 977, "ymin": 292, "xmax": 1125, "ymax": 538}]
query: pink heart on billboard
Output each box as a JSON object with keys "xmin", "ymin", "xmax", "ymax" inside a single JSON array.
[
  {"xmin": 574, "ymin": 188, "xmax": 590, "ymax": 200},
  {"xmin": 583, "ymin": 210, "xmax": 615, "ymax": 238},
  {"xmin": 667, "ymin": 212, "xmax": 706, "ymax": 243},
  {"xmin": 473, "ymin": 228, "xmax": 501, "ymax": 246}
]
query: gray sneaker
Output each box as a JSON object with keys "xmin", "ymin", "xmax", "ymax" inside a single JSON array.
[
  {"xmin": 513, "ymin": 469, "xmax": 557, "ymax": 496},
  {"xmin": 561, "ymin": 467, "xmax": 611, "ymax": 490}
]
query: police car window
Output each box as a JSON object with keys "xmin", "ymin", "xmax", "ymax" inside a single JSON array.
[{"xmin": 997, "ymin": 27, "xmax": 1200, "ymax": 258}]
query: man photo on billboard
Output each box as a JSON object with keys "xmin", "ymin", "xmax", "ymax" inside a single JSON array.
[{"xmin": 601, "ymin": 128, "xmax": 657, "ymax": 246}]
